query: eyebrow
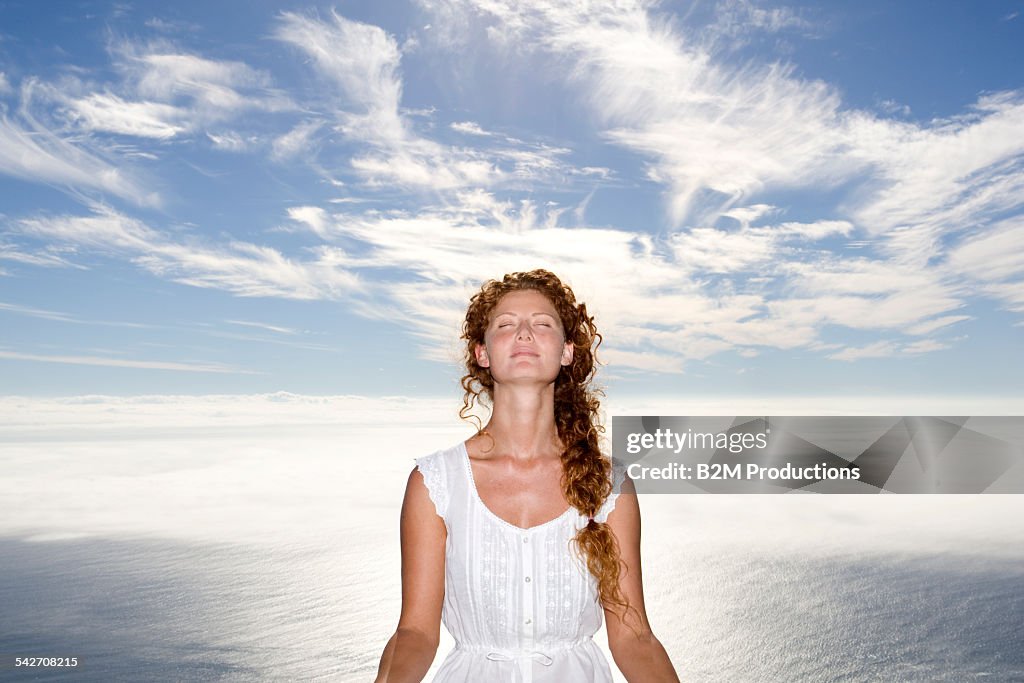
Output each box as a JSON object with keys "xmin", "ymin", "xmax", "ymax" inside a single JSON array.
[{"xmin": 493, "ymin": 311, "xmax": 557, "ymax": 319}]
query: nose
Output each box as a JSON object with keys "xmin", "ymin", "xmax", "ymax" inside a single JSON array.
[{"xmin": 516, "ymin": 321, "xmax": 533, "ymax": 340}]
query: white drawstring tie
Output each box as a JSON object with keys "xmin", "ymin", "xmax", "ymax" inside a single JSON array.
[{"xmin": 485, "ymin": 649, "xmax": 554, "ymax": 666}]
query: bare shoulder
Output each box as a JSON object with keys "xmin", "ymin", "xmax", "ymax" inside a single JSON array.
[
  {"xmin": 606, "ymin": 474, "xmax": 640, "ymax": 528},
  {"xmin": 404, "ymin": 459, "xmax": 447, "ymax": 522}
]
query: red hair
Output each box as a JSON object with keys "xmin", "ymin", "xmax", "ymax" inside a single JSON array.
[{"xmin": 459, "ymin": 269, "xmax": 633, "ymax": 621}]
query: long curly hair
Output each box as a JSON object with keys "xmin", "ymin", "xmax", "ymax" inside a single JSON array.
[{"xmin": 460, "ymin": 269, "xmax": 632, "ymax": 621}]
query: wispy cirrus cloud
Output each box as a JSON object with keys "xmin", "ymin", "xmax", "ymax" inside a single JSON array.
[
  {"xmin": 274, "ymin": 10, "xmax": 465, "ymax": 187},
  {"xmin": 450, "ymin": 121, "xmax": 493, "ymax": 137},
  {"xmin": 703, "ymin": 0, "xmax": 816, "ymax": 49},
  {"xmin": 271, "ymin": 120, "xmax": 324, "ymax": 161},
  {"xmin": 946, "ymin": 215, "xmax": 1024, "ymax": 313},
  {"xmin": 225, "ymin": 319, "xmax": 300, "ymax": 335},
  {"xmin": 59, "ymin": 39, "xmax": 294, "ymax": 142},
  {"xmin": 399, "ymin": 0, "xmax": 1023, "ymax": 365},
  {"xmin": 278, "ymin": 192, "xmax": 968, "ymax": 369},
  {"xmin": 0, "ymin": 349, "xmax": 253, "ymax": 373},
  {"xmin": 828, "ymin": 338, "xmax": 950, "ymax": 362},
  {"xmin": 0, "ymin": 301, "xmax": 152, "ymax": 327},
  {"xmin": 2, "ymin": 1, "xmax": 1020, "ymax": 390},
  {"xmin": 9, "ymin": 185, "xmax": 969, "ymax": 373},
  {"xmin": 0, "ymin": 80, "xmax": 158, "ymax": 206},
  {"xmin": 420, "ymin": 1, "xmax": 1024, "ymax": 264},
  {"xmin": 12, "ymin": 204, "xmax": 360, "ymax": 300},
  {"xmin": 0, "ymin": 242, "xmax": 85, "ymax": 269},
  {"xmin": 273, "ymin": 11, "xmax": 602, "ymax": 192},
  {"xmin": 0, "ymin": 35, "xmax": 293, "ymax": 206},
  {"xmin": 63, "ymin": 93, "xmax": 187, "ymax": 139},
  {"xmin": 418, "ymin": 0, "xmax": 857, "ymax": 223}
]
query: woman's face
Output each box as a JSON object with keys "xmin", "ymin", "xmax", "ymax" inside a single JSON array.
[{"xmin": 475, "ymin": 289, "xmax": 573, "ymax": 386}]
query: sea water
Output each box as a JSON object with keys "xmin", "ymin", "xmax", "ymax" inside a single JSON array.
[{"xmin": 1, "ymin": 396, "xmax": 1022, "ymax": 682}]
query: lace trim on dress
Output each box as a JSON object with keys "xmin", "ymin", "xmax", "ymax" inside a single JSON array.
[
  {"xmin": 415, "ymin": 452, "xmax": 449, "ymax": 519},
  {"xmin": 593, "ymin": 459, "xmax": 628, "ymax": 524}
]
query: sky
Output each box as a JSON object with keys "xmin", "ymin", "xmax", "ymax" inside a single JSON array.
[{"xmin": 1, "ymin": 0, "xmax": 1023, "ymax": 399}]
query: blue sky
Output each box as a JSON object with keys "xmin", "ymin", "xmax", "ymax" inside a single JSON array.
[{"xmin": 1, "ymin": 0, "xmax": 1023, "ymax": 398}]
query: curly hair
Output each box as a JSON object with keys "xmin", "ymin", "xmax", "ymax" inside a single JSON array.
[{"xmin": 459, "ymin": 269, "xmax": 634, "ymax": 623}]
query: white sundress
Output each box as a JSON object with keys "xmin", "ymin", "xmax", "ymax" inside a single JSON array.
[{"xmin": 414, "ymin": 441, "xmax": 628, "ymax": 683}]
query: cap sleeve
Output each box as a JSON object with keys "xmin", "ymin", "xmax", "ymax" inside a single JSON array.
[
  {"xmin": 414, "ymin": 451, "xmax": 448, "ymax": 520},
  {"xmin": 594, "ymin": 459, "xmax": 629, "ymax": 524}
]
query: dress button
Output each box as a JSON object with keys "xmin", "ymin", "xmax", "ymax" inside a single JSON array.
[
  {"xmin": 523, "ymin": 536, "xmax": 529, "ymax": 543},
  {"xmin": 525, "ymin": 618, "xmax": 532, "ymax": 624},
  {"xmin": 525, "ymin": 576, "xmax": 531, "ymax": 583}
]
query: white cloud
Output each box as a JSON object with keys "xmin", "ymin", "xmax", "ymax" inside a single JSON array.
[
  {"xmin": 946, "ymin": 216, "xmax": 1024, "ymax": 314},
  {"xmin": 669, "ymin": 227, "xmax": 775, "ymax": 273},
  {"xmin": 877, "ymin": 98, "xmax": 911, "ymax": 117},
  {"xmin": 829, "ymin": 340, "xmax": 899, "ymax": 361},
  {"xmin": 47, "ymin": 40, "xmax": 295, "ymax": 145},
  {"xmin": 422, "ymin": 0, "xmax": 855, "ymax": 224},
  {"xmin": 274, "ymin": 11, "xmax": 598, "ymax": 192},
  {"xmin": 286, "ymin": 206, "xmax": 332, "ymax": 239},
  {"xmin": 206, "ymin": 131, "xmax": 258, "ymax": 152},
  {"xmin": 904, "ymin": 315, "xmax": 971, "ymax": 336},
  {"xmin": 828, "ymin": 338, "xmax": 949, "ymax": 361},
  {"xmin": 947, "ymin": 217, "xmax": 1024, "ymax": 282},
  {"xmin": 0, "ymin": 301, "xmax": 154, "ymax": 328},
  {"xmin": 0, "ymin": 72, "xmax": 12, "ymax": 95},
  {"xmin": 271, "ymin": 119, "xmax": 323, "ymax": 161},
  {"xmin": 7, "ymin": 0, "xmax": 1019, "ymax": 378},
  {"xmin": 705, "ymin": 0, "xmax": 814, "ymax": 48},
  {"xmin": 0, "ymin": 243, "xmax": 84, "ymax": 269},
  {"xmin": 779, "ymin": 256, "xmax": 946, "ymax": 296},
  {"xmin": 15, "ymin": 204, "xmax": 360, "ymax": 301},
  {"xmin": 721, "ymin": 204, "xmax": 778, "ymax": 227},
  {"xmin": 64, "ymin": 93, "xmax": 187, "ymax": 138},
  {"xmin": 275, "ymin": 11, "xmax": 405, "ymax": 145},
  {"xmin": 18, "ymin": 204, "xmax": 164, "ymax": 252},
  {"xmin": 0, "ymin": 302, "xmax": 79, "ymax": 323},
  {"xmin": 980, "ymin": 280, "xmax": 1024, "ymax": 313},
  {"xmin": 450, "ymin": 120, "xmax": 492, "ymax": 136},
  {"xmin": 419, "ymin": 0, "xmax": 1024, "ymax": 297},
  {"xmin": 0, "ymin": 349, "xmax": 252, "ymax": 373},
  {"xmin": 275, "ymin": 11, "xmax": 498, "ymax": 190},
  {"xmin": 600, "ymin": 348, "xmax": 685, "ymax": 374},
  {"xmin": 225, "ymin": 320, "xmax": 299, "ymax": 335},
  {"xmin": 577, "ymin": 166, "xmax": 611, "ymax": 178},
  {"xmin": 0, "ymin": 81, "xmax": 158, "ymax": 206},
  {"xmin": 847, "ymin": 94, "xmax": 1024, "ymax": 261},
  {"xmin": 350, "ymin": 150, "xmax": 497, "ymax": 189},
  {"xmin": 902, "ymin": 339, "xmax": 949, "ymax": 354},
  {"xmin": 764, "ymin": 220, "xmax": 853, "ymax": 240},
  {"xmin": 282, "ymin": 193, "xmax": 966, "ymax": 371},
  {"xmin": 128, "ymin": 49, "xmax": 287, "ymax": 113}
]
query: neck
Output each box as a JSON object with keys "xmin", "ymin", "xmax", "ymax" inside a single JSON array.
[{"xmin": 482, "ymin": 383, "xmax": 561, "ymax": 461}]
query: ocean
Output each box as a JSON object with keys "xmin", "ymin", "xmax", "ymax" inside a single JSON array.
[{"xmin": 1, "ymin": 395, "xmax": 1022, "ymax": 681}]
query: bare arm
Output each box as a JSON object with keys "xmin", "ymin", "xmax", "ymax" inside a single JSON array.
[
  {"xmin": 374, "ymin": 467, "xmax": 447, "ymax": 683},
  {"xmin": 604, "ymin": 477, "xmax": 681, "ymax": 682}
]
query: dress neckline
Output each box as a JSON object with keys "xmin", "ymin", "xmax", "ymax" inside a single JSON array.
[{"xmin": 459, "ymin": 441, "xmax": 575, "ymax": 532}]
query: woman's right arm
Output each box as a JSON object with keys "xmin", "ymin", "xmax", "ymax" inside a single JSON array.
[{"xmin": 374, "ymin": 466, "xmax": 447, "ymax": 683}]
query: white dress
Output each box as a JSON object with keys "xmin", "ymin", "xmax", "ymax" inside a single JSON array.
[{"xmin": 414, "ymin": 442, "xmax": 628, "ymax": 683}]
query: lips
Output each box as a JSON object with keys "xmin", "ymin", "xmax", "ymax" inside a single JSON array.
[{"xmin": 511, "ymin": 346, "xmax": 539, "ymax": 357}]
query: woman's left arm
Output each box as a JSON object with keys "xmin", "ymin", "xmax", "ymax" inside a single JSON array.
[{"xmin": 603, "ymin": 477, "xmax": 681, "ymax": 682}]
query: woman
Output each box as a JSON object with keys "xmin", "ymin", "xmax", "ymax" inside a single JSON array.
[{"xmin": 375, "ymin": 269, "xmax": 679, "ymax": 682}]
